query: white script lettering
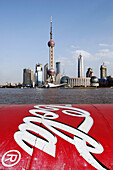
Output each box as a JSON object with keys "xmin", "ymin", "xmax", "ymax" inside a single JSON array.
[{"xmin": 14, "ymin": 105, "xmax": 107, "ymax": 170}]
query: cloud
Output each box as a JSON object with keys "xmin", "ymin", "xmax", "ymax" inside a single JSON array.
[
  {"xmin": 99, "ymin": 49, "xmax": 110, "ymax": 53},
  {"xmin": 104, "ymin": 61, "xmax": 113, "ymax": 76},
  {"xmin": 99, "ymin": 43, "xmax": 113, "ymax": 47},
  {"xmin": 71, "ymin": 45, "xmax": 79, "ymax": 49},
  {"xmin": 99, "ymin": 43, "xmax": 109, "ymax": 47},
  {"xmin": 56, "ymin": 56, "xmax": 75, "ymax": 66},
  {"xmin": 56, "ymin": 44, "xmax": 113, "ymax": 78},
  {"xmin": 56, "ymin": 55, "xmax": 77, "ymax": 77},
  {"xmin": 97, "ymin": 43, "xmax": 113, "ymax": 60},
  {"xmin": 104, "ymin": 61, "xmax": 111, "ymax": 65},
  {"xmin": 72, "ymin": 49, "xmax": 91, "ymax": 59},
  {"xmin": 96, "ymin": 49, "xmax": 113, "ymax": 58}
]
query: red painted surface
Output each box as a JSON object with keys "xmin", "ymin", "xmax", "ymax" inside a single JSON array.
[
  {"xmin": 48, "ymin": 40, "xmax": 55, "ymax": 47},
  {"xmin": 0, "ymin": 104, "xmax": 113, "ymax": 169}
]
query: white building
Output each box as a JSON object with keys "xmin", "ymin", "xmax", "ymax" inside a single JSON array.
[
  {"xmin": 68, "ymin": 78, "xmax": 91, "ymax": 87},
  {"xmin": 35, "ymin": 64, "xmax": 43, "ymax": 87},
  {"xmin": 78, "ymin": 54, "xmax": 84, "ymax": 78},
  {"xmin": 100, "ymin": 63, "xmax": 107, "ymax": 79}
]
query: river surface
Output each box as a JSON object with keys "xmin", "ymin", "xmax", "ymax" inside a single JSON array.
[{"xmin": 0, "ymin": 88, "xmax": 113, "ymax": 104}]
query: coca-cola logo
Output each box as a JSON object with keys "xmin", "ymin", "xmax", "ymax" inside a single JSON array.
[{"xmin": 14, "ymin": 105, "xmax": 108, "ymax": 169}]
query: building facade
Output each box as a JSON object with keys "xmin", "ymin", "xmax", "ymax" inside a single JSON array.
[
  {"xmin": 107, "ymin": 76, "xmax": 113, "ymax": 86},
  {"xmin": 31, "ymin": 70, "xmax": 35, "ymax": 87},
  {"xmin": 100, "ymin": 63, "xmax": 107, "ymax": 78},
  {"xmin": 23, "ymin": 69, "xmax": 35, "ymax": 86},
  {"xmin": 35, "ymin": 64, "xmax": 43, "ymax": 87},
  {"xmin": 55, "ymin": 62, "xmax": 61, "ymax": 84},
  {"xmin": 78, "ymin": 54, "xmax": 84, "ymax": 78},
  {"xmin": 68, "ymin": 78, "xmax": 91, "ymax": 87},
  {"xmin": 44, "ymin": 63, "xmax": 48, "ymax": 83},
  {"xmin": 56, "ymin": 62, "xmax": 61, "ymax": 76},
  {"xmin": 86, "ymin": 68, "xmax": 94, "ymax": 77}
]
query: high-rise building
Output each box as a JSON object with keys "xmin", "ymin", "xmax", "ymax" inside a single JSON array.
[
  {"xmin": 86, "ymin": 68, "xmax": 94, "ymax": 77},
  {"xmin": 44, "ymin": 63, "xmax": 48, "ymax": 82},
  {"xmin": 78, "ymin": 54, "xmax": 84, "ymax": 78},
  {"xmin": 31, "ymin": 70, "xmax": 35, "ymax": 87},
  {"xmin": 47, "ymin": 16, "xmax": 55, "ymax": 82},
  {"xmin": 23, "ymin": 69, "xmax": 35, "ymax": 86},
  {"xmin": 100, "ymin": 63, "xmax": 107, "ymax": 78},
  {"xmin": 56, "ymin": 62, "xmax": 61, "ymax": 84},
  {"xmin": 35, "ymin": 64, "xmax": 43, "ymax": 87},
  {"xmin": 56, "ymin": 62, "xmax": 61, "ymax": 76}
]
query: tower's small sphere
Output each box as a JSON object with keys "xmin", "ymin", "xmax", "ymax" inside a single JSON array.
[
  {"xmin": 47, "ymin": 69, "xmax": 55, "ymax": 76},
  {"xmin": 48, "ymin": 41, "xmax": 55, "ymax": 47}
]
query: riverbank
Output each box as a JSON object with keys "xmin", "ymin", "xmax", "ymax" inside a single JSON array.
[{"xmin": 68, "ymin": 86, "xmax": 113, "ymax": 89}]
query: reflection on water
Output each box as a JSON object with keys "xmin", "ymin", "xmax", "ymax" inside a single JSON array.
[{"xmin": 0, "ymin": 88, "xmax": 113, "ymax": 104}]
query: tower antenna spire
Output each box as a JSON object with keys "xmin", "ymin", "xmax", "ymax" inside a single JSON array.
[{"xmin": 50, "ymin": 16, "xmax": 52, "ymax": 40}]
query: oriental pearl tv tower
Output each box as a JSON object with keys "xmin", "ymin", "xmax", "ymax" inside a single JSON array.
[{"xmin": 47, "ymin": 16, "xmax": 55, "ymax": 83}]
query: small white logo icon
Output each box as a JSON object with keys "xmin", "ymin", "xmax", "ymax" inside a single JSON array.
[{"xmin": 2, "ymin": 150, "xmax": 21, "ymax": 167}]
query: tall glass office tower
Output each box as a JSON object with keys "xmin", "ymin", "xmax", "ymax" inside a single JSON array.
[{"xmin": 78, "ymin": 54, "xmax": 84, "ymax": 78}]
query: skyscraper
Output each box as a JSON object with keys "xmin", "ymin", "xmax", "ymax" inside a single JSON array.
[
  {"xmin": 78, "ymin": 54, "xmax": 84, "ymax": 78},
  {"xmin": 23, "ymin": 69, "xmax": 35, "ymax": 86},
  {"xmin": 100, "ymin": 63, "xmax": 107, "ymax": 78},
  {"xmin": 86, "ymin": 68, "xmax": 94, "ymax": 77},
  {"xmin": 35, "ymin": 64, "xmax": 43, "ymax": 87},
  {"xmin": 56, "ymin": 62, "xmax": 61, "ymax": 76},
  {"xmin": 56, "ymin": 62, "xmax": 61, "ymax": 84},
  {"xmin": 44, "ymin": 63, "xmax": 48, "ymax": 82},
  {"xmin": 47, "ymin": 16, "xmax": 55, "ymax": 82},
  {"xmin": 31, "ymin": 70, "xmax": 35, "ymax": 87}
]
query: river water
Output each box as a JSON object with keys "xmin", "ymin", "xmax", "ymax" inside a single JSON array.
[{"xmin": 0, "ymin": 88, "xmax": 113, "ymax": 104}]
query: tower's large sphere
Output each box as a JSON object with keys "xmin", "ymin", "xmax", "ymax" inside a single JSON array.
[
  {"xmin": 47, "ymin": 69, "xmax": 55, "ymax": 76},
  {"xmin": 48, "ymin": 41, "xmax": 55, "ymax": 47}
]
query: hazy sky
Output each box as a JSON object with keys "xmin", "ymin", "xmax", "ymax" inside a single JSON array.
[{"xmin": 0, "ymin": 0, "xmax": 113, "ymax": 84}]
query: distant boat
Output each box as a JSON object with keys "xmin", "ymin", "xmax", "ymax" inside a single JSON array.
[{"xmin": 44, "ymin": 83, "xmax": 67, "ymax": 88}]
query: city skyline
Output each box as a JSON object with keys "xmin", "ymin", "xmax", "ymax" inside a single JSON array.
[{"xmin": 0, "ymin": 0, "xmax": 113, "ymax": 84}]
